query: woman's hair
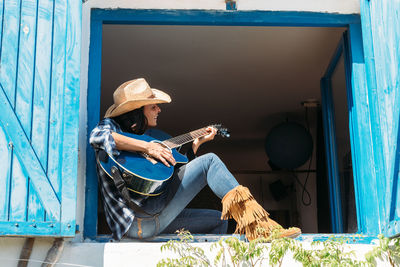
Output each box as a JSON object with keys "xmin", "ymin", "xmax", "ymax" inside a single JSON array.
[{"xmin": 112, "ymin": 107, "xmax": 148, "ymax": 134}]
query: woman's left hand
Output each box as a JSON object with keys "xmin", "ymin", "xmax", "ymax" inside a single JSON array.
[{"xmin": 192, "ymin": 127, "xmax": 217, "ymax": 154}]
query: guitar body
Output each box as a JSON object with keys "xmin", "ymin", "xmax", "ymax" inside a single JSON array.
[
  {"xmin": 98, "ymin": 132, "xmax": 188, "ymax": 197},
  {"xmin": 97, "ymin": 124, "xmax": 229, "ymax": 197}
]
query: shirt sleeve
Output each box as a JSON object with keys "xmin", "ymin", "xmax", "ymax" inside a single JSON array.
[{"xmin": 89, "ymin": 118, "xmax": 121, "ymax": 156}]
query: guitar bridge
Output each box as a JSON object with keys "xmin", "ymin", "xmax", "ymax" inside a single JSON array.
[{"xmin": 141, "ymin": 152, "xmax": 158, "ymax": 165}]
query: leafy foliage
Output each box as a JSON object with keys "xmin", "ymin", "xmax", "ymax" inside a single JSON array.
[
  {"xmin": 292, "ymin": 236, "xmax": 365, "ymax": 266},
  {"xmin": 158, "ymin": 230, "xmax": 400, "ymax": 267},
  {"xmin": 157, "ymin": 230, "xmax": 211, "ymax": 267},
  {"xmin": 365, "ymin": 234, "xmax": 400, "ymax": 267}
]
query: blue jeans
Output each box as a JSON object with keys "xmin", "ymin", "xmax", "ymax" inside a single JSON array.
[{"xmin": 127, "ymin": 153, "xmax": 239, "ymax": 239}]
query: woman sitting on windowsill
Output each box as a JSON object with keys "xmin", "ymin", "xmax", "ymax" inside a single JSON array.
[{"xmin": 89, "ymin": 78, "xmax": 301, "ymax": 241}]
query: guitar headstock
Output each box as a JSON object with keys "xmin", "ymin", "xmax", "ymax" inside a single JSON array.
[{"xmin": 210, "ymin": 124, "xmax": 230, "ymax": 138}]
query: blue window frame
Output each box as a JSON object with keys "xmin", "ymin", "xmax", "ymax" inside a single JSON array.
[
  {"xmin": 85, "ymin": 8, "xmax": 365, "ymax": 240},
  {"xmin": 320, "ymin": 32, "xmax": 358, "ymax": 233}
]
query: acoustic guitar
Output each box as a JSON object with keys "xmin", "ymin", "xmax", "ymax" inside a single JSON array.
[{"xmin": 98, "ymin": 125, "xmax": 230, "ymax": 197}]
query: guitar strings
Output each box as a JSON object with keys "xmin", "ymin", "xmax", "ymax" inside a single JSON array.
[{"xmin": 163, "ymin": 128, "xmax": 210, "ymax": 148}]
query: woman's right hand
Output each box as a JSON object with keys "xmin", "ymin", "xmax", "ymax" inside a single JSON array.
[
  {"xmin": 112, "ymin": 132, "xmax": 176, "ymax": 167},
  {"xmin": 145, "ymin": 142, "xmax": 176, "ymax": 167}
]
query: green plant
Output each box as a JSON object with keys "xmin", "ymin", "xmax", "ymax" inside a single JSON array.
[
  {"xmin": 158, "ymin": 230, "xmax": 400, "ymax": 267},
  {"xmin": 268, "ymin": 237, "xmax": 293, "ymax": 266},
  {"xmin": 269, "ymin": 235, "xmax": 365, "ymax": 266},
  {"xmin": 297, "ymin": 236, "xmax": 365, "ymax": 266},
  {"xmin": 211, "ymin": 236, "xmax": 269, "ymax": 267},
  {"xmin": 157, "ymin": 229, "xmax": 211, "ymax": 267},
  {"xmin": 365, "ymin": 234, "xmax": 400, "ymax": 267}
]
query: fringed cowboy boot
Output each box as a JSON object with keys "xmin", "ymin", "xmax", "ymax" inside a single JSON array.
[{"xmin": 221, "ymin": 185, "xmax": 301, "ymax": 241}]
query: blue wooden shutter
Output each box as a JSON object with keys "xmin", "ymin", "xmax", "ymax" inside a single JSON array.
[
  {"xmin": 360, "ymin": 0, "xmax": 400, "ymax": 236},
  {"xmin": 0, "ymin": 0, "xmax": 81, "ymax": 236}
]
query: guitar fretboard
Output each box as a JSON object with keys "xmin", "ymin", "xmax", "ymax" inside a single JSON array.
[{"xmin": 162, "ymin": 128, "xmax": 210, "ymax": 149}]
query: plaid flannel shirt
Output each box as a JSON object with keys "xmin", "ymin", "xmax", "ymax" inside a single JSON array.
[{"xmin": 89, "ymin": 118, "xmax": 134, "ymax": 240}]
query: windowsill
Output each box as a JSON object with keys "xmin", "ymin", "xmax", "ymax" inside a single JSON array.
[{"xmin": 89, "ymin": 233, "xmax": 378, "ymax": 244}]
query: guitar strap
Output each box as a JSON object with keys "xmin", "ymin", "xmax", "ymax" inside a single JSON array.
[
  {"xmin": 96, "ymin": 151, "xmax": 158, "ymax": 218},
  {"xmin": 110, "ymin": 166, "xmax": 158, "ymax": 218}
]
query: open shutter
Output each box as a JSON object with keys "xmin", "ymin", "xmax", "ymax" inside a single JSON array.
[
  {"xmin": 359, "ymin": 0, "xmax": 400, "ymax": 236},
  {"xmin": 0, "ymin": 0, "xmax": 81, "ymax": 236}
]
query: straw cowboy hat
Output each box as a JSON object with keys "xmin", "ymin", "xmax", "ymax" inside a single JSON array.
[{"xmin": 105, "ymin": 78, "xmax": 171, "ymax": 118}]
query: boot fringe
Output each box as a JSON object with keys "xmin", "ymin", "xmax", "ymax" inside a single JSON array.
[
  {"xmin": 221, "ymin": 185, "xmax": 280, "ymax": 240},
  {"xmin": 221, "ymin": 185, "xmax": 253, "ymax": 216}
]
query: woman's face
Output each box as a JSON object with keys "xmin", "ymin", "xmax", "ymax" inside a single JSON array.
[{"xmin": 143, "ymin": 104, "xmax": 161, "ymax": 127}]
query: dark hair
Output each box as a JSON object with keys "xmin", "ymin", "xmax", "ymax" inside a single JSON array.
[{"xmin": 112, "ymin": 107, "xmax": 148, "ymax": 134}]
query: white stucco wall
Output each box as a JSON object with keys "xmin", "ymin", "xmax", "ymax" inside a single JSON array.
[
  {"xmin": 81, "ymin": 0, "xmax": 360, "ymax": 13},
  {"xmin": 0, "ymin": 237, "xmax": 103, "ymax": 267},
  {"xmin": 0, "ymin": 237, "xmax": 391, "ymax": 267},
  {"xmin": 237, "ymin": 0, "xmax": 359, "ymax": 12}
]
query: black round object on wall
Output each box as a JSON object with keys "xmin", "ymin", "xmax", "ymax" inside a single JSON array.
[{"xmin": 265, "ymin": 122, "xmax": 313, "ymax": 170}]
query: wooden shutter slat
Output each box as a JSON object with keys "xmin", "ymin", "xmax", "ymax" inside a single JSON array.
[
  {"xmin": 0, "ymin": 127, "xmax": 12, "ymax": 221},
  {"xmin": 9, "ymin": 158, "xmax": 27, "ymax": 221},
  {"xmin": 47, "ymin": 0, "xmax": 68, "ymax": 198},
  {"xmin": 27, "ymin": 181, "xmax": 46, "ymax": 222},
  {"xmin": 31, "ymin": 0, "xmax": 54, "ymax": 169},
  {"xmin": 59, "ymin": 0, "xmax": 80, "ymax": 236},
  {"xmin": 0, "ymin": 0, "xmax": 4, "ymax": 50},
  {"xmin": 15, "ymin": 0, "xmax": 43, "ymax": 224},
  {"xmin": 28, "ymin": 0, "xmax": 54, "ymax": 222},
  {"xmin": 15, "ymin": 0, "xmax": 38, "ymax": 139},
  {"xmin": 0, "ymin": 0, "xmax": 21, "ymax": 108}
]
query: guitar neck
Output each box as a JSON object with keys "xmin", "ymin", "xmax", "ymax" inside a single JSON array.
[{"xmin": 162, "ymin": 127, "xmax": 210, "ymax": 149}]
